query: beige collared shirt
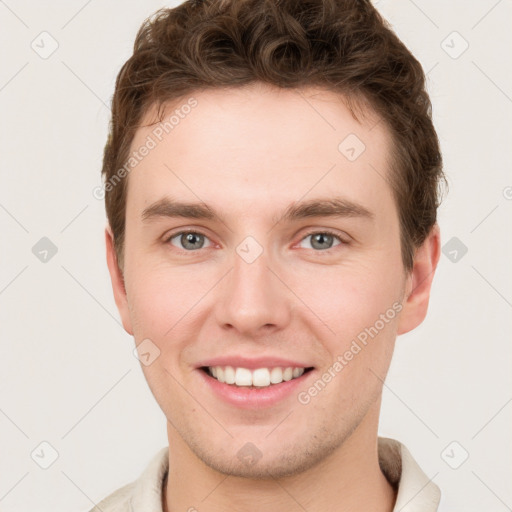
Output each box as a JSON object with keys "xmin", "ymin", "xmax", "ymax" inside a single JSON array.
[{"xmin": 90, "ymin": 437, "xmax": 441, "ymax": 511}]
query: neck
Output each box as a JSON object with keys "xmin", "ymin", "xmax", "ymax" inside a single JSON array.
[{"xmin": 163, "ymin": 407, "xmax": 396, "ymax": 512}]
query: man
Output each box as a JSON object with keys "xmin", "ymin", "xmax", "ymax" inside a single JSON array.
[{"xmin": 94, "ymin": 0, "xmax": 445, "ymax": 510}]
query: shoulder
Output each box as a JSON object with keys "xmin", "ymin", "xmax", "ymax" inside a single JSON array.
[
  {"xmin": 87, "ymin": 446, "xmax": 169, "ymax": 512},
  {"xmin": 88, "ymin": 481, "xmax": 135, "ymax": 512}
]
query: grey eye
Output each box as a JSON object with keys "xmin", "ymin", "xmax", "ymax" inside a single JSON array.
[
  {"xmin": 299, "ymin": 233, "xmax": 342, "ymax": 251},
  {"xmin": 169, "ymin": 232, "xmax": 211, "ymax": 251}
]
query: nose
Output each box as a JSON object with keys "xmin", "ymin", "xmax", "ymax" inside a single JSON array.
[{"xmin": 213, "ymin": 246, "xmax": 292, "ymax": 337}]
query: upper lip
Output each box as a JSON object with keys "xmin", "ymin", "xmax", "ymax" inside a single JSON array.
[{"xmin": 196, "ymin": 356, "xmax": 314, "ymax": 370}]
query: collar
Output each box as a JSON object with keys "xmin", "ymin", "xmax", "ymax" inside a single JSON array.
[{"xmin": 378, "ymin": 437, "xmax": 441, "ymax": 511}]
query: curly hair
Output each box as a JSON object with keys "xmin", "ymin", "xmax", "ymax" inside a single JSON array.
[{"xmin": 102, "ymin": 0, "xmax": 446, "ymax": 272}]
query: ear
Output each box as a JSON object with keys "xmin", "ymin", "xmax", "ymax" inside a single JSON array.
[
  {"xmin": 397, "ymin": 224, "xmax": 441, "ymax": 335},
  {"xmin": 105, "ymin": 225, "xmax": 133, "ymax": 335}
]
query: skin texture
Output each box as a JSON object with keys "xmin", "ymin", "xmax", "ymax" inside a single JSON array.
[{"xmin": 106, "ymin": 83, "xmax": 440, "ymax": 512}]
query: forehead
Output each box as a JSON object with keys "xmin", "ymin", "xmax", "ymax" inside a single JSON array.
[{"xmin": 126, "ymin": 84, "xmax": 395, "ymax": 219}]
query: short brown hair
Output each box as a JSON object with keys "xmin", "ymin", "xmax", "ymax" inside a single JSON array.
[{"xmin": 102, "ymin": 0, "xmax": 446, "ymax": 272}]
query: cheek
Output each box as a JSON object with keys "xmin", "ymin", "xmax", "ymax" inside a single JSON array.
[
  {"xmin": 296, "ymin": 262, "xmax": 402, "ymax": 400},
  {"xmin": 125, "ymin": 268, "xmax": 177, "ymax": 341},
  {"xmin": 299, "ymin": 268, "xmax": 400, "ymax": 412},
  {"xmin": 296, "ymin": 262, "xmax": 403, "ymax": 342},
  {"xmin": 126, "ymin": 263, "xmax": 216, "ymax": 344},
  {"xmin": 126, "ymin": 269, "xmax": 197, "ymax": 406}
]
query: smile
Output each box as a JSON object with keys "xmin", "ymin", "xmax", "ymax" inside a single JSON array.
[{"xmin": 202, "ymin": 366, "xmax": 313, "ymax": 388}]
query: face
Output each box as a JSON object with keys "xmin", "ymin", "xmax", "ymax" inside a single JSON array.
[{"xmin": 106, "ymin": 83, "xmax": 439, "ymax": 479}]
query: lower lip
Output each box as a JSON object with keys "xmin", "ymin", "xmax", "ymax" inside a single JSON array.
[{"xmin": 197, "ymin": 368, "xmax": 314, "ymax": 409}]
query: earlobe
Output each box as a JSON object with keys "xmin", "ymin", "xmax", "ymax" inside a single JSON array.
[
  {"xmin": 105, "ymin": 225, "xmax": 133, "ymax": 335},
  {"xmin": 397, "ymin": 224, "xmax": 441, "ymax": 335}
]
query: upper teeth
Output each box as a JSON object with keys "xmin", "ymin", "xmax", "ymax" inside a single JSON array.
[{"xmin": 208, "ymin": 366, "xmax": 305, "ymax": 387}]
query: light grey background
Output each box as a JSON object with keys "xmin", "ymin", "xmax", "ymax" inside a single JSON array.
[{"xmin": 0, "ymin": 1, "xmax": 511, "ymax": 511}]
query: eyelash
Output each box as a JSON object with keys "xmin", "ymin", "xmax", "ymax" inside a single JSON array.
[{"xmin": 164, "ymin": 229, "xmax": 348, "ymax": 253}]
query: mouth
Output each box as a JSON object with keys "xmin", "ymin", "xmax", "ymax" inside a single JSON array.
[{"xmin": 200, "ymin": 365, "xmax": 315, "ymax": 388}]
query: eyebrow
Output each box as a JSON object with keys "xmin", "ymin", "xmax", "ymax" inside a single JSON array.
[{"xmin": 141, "ymin": 196, "xmax": 374, "ymax": 225}]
